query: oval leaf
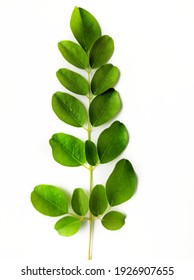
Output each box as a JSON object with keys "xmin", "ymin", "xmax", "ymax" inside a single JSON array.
[
  {"xmin": 49, "ymin": 133, "xmax": 86, "ymax": 167},
  {"xmin": 31, "ymin": 185, "xmax": 68, "ymax": 217},
  {"xmin": 52, "ymin": 92, "xmax": 87, "ymax": 127},
  {"xmin": 56, "ymin": 68, "xmax": 89, "ymax": 95},
  {"xmin": 71, "ymin": 188, "xmax": 89, "ymax": 216},
  {"xmin": 101, "ymin": 211, "xmax": 126, "ymax": 230},
  {"xmin": 70, "ymin": 7, "xmax": 101, "ymax": 52},
  {"xmin": 85, "ymin": 140, "xmax": 99, "ymax": 166},
  {"xmin": 58, "ymin": 40, "xmax": 89, "ymax": 69},
  {"xmin": 89, "ymin": 185, "xmax": 108, "ymax": 216},
  {"xmin": 91, "ymin": 64, "xmax": 120, "ymax": 95},
  {"xmin": 89, "ymin": 35, "xmax": 114, "ymax": 69},
  {"xmin": 97, "ymin": 121, "xmax": 129, "ymax": 163},
  {"xmin": 89, "ymin": 89, "xmax": 121, "ymax": 127},
  {"xmin": 55, "ymin": 216, "xmax": 81, "ymax": 236},
  {"xmin": 106, "ymin": 159, "xmax": 137, "ymax": 206}
]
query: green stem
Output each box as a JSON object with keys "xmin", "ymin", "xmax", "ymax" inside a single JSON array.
[
  {"xmin": 87, "ymin": 68, "xmax": 94, "ymax": 260},
  {"xmin": 88, "ymin": 166, "xmax": 93, "ymax": 260}
]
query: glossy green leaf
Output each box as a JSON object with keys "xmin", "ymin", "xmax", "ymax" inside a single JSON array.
[
  {"xmin": 89, "ymin": 35, "xmax": 114, "ymax": 69},
  {"xmin": 71, "ymin": 188, "xmax": 89, "ymax": 216},
  {"xmin": 70, "ymin": 7, "xmax": 101, "ymax": 52},
  {"xmin": 97, "ymin": 121, "xmax": 129, "ymax": 163},
  {"xmin": 56, "ymin": 68, "xmax": 89, "ymax": 95},
  {"xmin": 52, "ymin": 92, "xmax": 87, "ymax": 127},
  {"xmin": 91, "ymin": 64, "xmax": 120, "ymax": 95},
  {"xmin": 58, "ymin": 40, "xmax": 89, "ymax": 69},
  {"xmin": 85, "ymin": 140, "xmax": 99, "ymax": 166},
  {"xmin": 31, "ymin": 185, "xmax": 68, "ymax": 217},
  {"xmin": 89, "ymin": 89, "xmax": 121, "ymax": 127},
  {"xmin": 49, "ymin": 133, "xmax": 86, "ymax": 167},
  {"xmin": 55, "ymin": 216, "xmax": 81, "ymax": 236},
  {"xmin": 89, "ymin": 185, "xmax": 108, "ymax": 216},
  {"xmin": 101, "ymin": 211, "xmax": 126, "ymax": 230},
  {"xmin": 106, "ymin": 159, "xmax": 137, "ymax": 206}
]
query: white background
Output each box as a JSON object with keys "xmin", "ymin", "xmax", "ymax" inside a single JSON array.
[{"xmin": 0, "ymin": 0, "xmax": 194, "ymax": 278}]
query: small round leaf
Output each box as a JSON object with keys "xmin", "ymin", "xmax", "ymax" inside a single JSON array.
[
  {"xmin": 56, "ymin": 68, "xmax": 89, "ymax": 95},
  {"xmin": 106, "ymin": 159, "xmax": 137, "ymax": 206},
  {"xmin": 97, "ymin": 121, "xmax": 129, "ymax": 163},
  {"xmin": 101, "ymin": 211, "xmax": 126, "ymax": 230},
  {"xmin": 55, "ymin": 216, "xmax": 81, "ymax": 237},
  {"xmin": 58, "ymin": 40, "xmax": 89, "ymax": 69},
  {"xmin": 91, "ymin": 64, "xmax": 120, "ymax": 95},
  {"xmin": 89, "ymin": 185, "xmax": 108, "ymax": 216},
  {"xmin": 71, "ymin": 188, "xmax": 89, "ymax": 216},
  {"xmin": 49, "ymin": 133, "xmax": 86, "ymax": 167},
  {"xmin": 89, "ymin": 35, "xmax": 114, "ymax": 69},
  {"xmin": 52, "ymin": 92, "xmax": 87, "ymax": 127},
  {"xmin": 89, "ymin": 89, "xmax": 121, "ymax": 127},
  {"xmin": 31, "ymin": 185, "xmax": 68, "ymax": 217},
  {"xmin": 85, "ymin": 140, "xmax": 99, "ymax": 166}
]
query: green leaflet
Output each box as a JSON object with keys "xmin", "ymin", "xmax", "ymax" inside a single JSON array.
[
  {"xmin": 52, "ymin": 92, "xmax": 87, "ymax": 127},
  {"xmin": 85, "ymin": 140, "xmax": 99, "ymax": 166},
  {"xmin": 91, "ymin": 64, "xmax": 120, "ymax": 95},
  {"xmin": 89, "ymin": 185, "xmax": 108, "ymax": 216},
  {"xmin": 49, "ymin": 133, "xmax": 86, "ymax": 167},
  {"xmin": 31, "ymin": 185, "xmax": 68, "ymax": 217},
  {"xmin": 71, "ymin": 188, "xmax": 89, "ymax": 216},
  {"xmin": 70, "ymin": 7, "xmax": 101, "ymax": 52},
  {"xmin": 56, "ymin": 68, "xmax": 89, "ymax": 95},
  {"xmin": 97, "ymin": 121, "xmax": 129, "ymax": 163},
  {"xmin": 106, "ymin": 159, "xmax": 137, "ymax": 206},
  {"xmin": 58, "ymin": 40, "xmax": 89, "ymax": 69},
  {"xmin": 101, "ymin": 211, "xmax": 126, "ymax": 230},
  {"xmin": 89, "ymin": 35, "xmax": 114, "ymax": 69},
  {"xmin": 55, "ymin": 216, "xmax": 81, "ymax": 237},
  {"xmin": 89, "ymin": 89, "xmax": 121, "ymax": 127}
]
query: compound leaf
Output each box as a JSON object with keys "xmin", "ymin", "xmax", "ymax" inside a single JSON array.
[
  {"xmin": 101, "ymin": 211, "xmax": 126, "ymax": 230},
  {"xmin": 106, "ymin": 159, "xmax": 137, "ymax": 206},
  {"xmin": 70, "ymin": 7, "xmax": 101, "ymax": 52},
  {"xmin": 58, "ymin": 40, "xmax": 89, "ymax": 69},
  {"xmin": 52, "ymin": 91, "xmax": 87, "ymax": 127},
  {"xmin": 97, "ymin": 121, "xmax": 129, "ymax": 163},
  {"xmin": 31, "ymin": 184, "xmax": 68, "ymax": 217},
  {"xmin": 85, "ymin": 140, "xmax": 99, "ymax": 166},
  {"xmin": 56, "ymin": 68, "xmax": 89, "ymax": 95},
  {"xmin": 71, "ymin": 188, "xmax": 89, "ymax": 216},
  {"xmin": 89, "ymin": 89, "xmax": 121, "ymax": 127},
  {"xmin": 89, "ymin": 35, "xmax": 114, "ymax": 69},
  {"xmin": 55, "ymin": 216, "xmax": 81, "ymax": 236},
  {"xmin": 89, "ymin": 185, "xmax": 108, "ymax": 216},
  {"xmin": 49, "ymin": 133, "xmax": 86, "ymax": 167},
  {"xmin": 91, "ymin": 64, "xmax": 120, "ymax": 95}
]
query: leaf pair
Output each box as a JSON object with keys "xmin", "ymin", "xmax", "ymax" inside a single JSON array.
[
  {"xmin": 31, "ymin": 185, "xmax": 86, "ymax": 237},
  {"xmin": 52, "ymin": 87, "xmax": 121, "ymax": 129},
  {"xmin": 49, "ymin": 121, "xmax": 129, "ymax": 167},
  {"xmin": 85, "ymin": 120, "xmax": 129, "ymax": 166},
  {"xmin": 89, "ymin": 185, "xmax": 126, "ymax": 231},
  {"xmin": 89, "ymin": 184, "xmax": 126, "ymax": 231},
  {"xmin": 58, "ymin": 36, "xmax": 114, "ymax": 71},
  {"xmin": 89, "ymin": 159, "xmax": 137, "ymax": 210}
]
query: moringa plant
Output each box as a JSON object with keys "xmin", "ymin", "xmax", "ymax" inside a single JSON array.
[{"xmin": 31, "ymin": 6, "xmax": 137, "ymax": 260}]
